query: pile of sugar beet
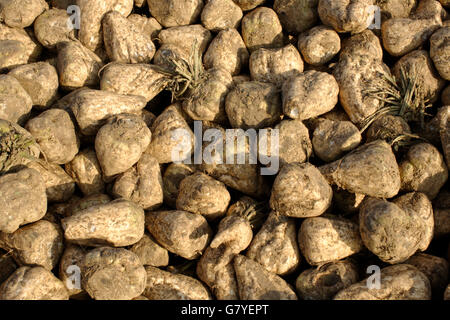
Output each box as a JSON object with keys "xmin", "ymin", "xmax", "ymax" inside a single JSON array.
[{"xmin": 0, "ymin": 0, "xmax": 449, "ymax": 301}]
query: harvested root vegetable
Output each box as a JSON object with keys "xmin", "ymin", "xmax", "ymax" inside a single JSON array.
[
  {"xmin": 298, "ymin": 25, "xmax": 341, "ymax": 66},
  {"xmin": 398, "ymin": 142, "xmax": 448, "ymax": 200},
  {"xmin": 318, "ymin": 0, "xmax": 374, "ymax": 33},
  {"xmin": 259, "ymin": 119, "xmax": 313, "ymax": 166},
  {"xmin": 0, "ymin": 23, "xmax": 42, "ymax": 70},
  {"xmin": 201, "ymin": 0, "xmax": 243, "ymax": 32},
  {"xmin": 145, "ymin": 104, "xmax": 195, "ymax": 164},
  {"xmin": 246, "ymin": 212, "xmax": 300, "ymax": 275},
  {"xmin": 100, "ymin": 63, "xmax": 167, "ymax": 102},
  {"xmin": 359, "ymin": 197, "xmax": 426, "ymax": 264},
  {"xmin": 65, "ymin": 148, "xmax": 105, "ymax": 196},
  {"xmin": 80, "ymin": 247, "xmax": 146, "ymax": 300},
  {"xmin": 0, "ymin": 0, "xmax": 48, "ymax": 28},
  {"xmin": 249, "ymin": 44, "xmax": 303, "ymax": 85},
  {"xmin": 130, "ymin": 234, "xmax": 169, "ymax": 268},
  {"xmin": 234, "ymin": 255, "xmax": 297, "ymax": 300},
  {"xmin": 430, "ymin": 26, "xmax": 450, "ymax": 81},
  {"xmin": 295, "ymin": 260, "xmax": 359, "ymax": 300},
  {"xmin": 0, "ymin": 168, "xmax": 47, "ymax": 234},
  {"xmin": 56, "ymin": 40, "xmax": 104, "ymax": 90},
  {"xmin": 226, "ymin": 81, "xmax": 281, "ymax": 129},
  {"xmin": 147, "ymin": 0, "xmax": 204, "ymax": 28},
  {"xmin": 144, "ymin": 266, "xmax": 212, "ymax": 300},
  {"xmin": 95, "ymin": 114, "xmax": 151, "ymax": 177},
  {"xmin": 270, "ymin": 163, "xmax": 332, "ymax": 218},
  {"xmin": 333, "ymin": 30, "xmax": 388, "ymax": 126},
  {"xmin": 25, "ymin": 161, "xmax": 75, "ymax": 203},
  {"xmin": 102, "ymin": 11, "xmax": 156, "ymax": 64},
  {"xmin": 62, "ymin": 199, "xmax": 145, "ymax": 247},
  {"xmin": 176, "ymin": 172, "xmax": 231, "ymax": 220},
  {"xmin": 112, "ymin": 153, "xmax": 163, "ymax": 210},
  {"xmin": 9, "ymin": 62, "xmax": 59, "ymax": 109},
  {"xmin": 146, "ymin": 210, "xmax": 212, "ymax": 260},
  {"xmin": 58, "ymin": 244, "xmax": 86, "ymax": 297},
  {"xmin": 241, "ymin": 7, "xmax": 284, "ymax": 52},
  {"xmin": 319, "ymin": 140, "xmax": 401, "ymax": 198},
  {"xmin": 76, "ymin": 0, "xmax": 134, "ymax": 52},
  {"xmin": 69, "ymin": 89, "xmax": 147, "ymax": 136},
  {"xmin": 204, "ymin": 28, "xmax": 249, "ymax": 76},
  {"xmin": 0, "ymin": 266, "xmax": 69, "ymax": 300},
  {"xmin": 298, "ymin": 215, "xmax": 363, "ymax": 266},
  {"xmin": 334, "ymin": 264, "xmax": 431, "ymax": 300},
  {"xmin": 25, "ymin": 108, "xmax": 79, "ymax": 165},
  {"xmin": 0, "ymin": 74, "xmax": 33, "ymax": 124},
  {"xmin": 312, "ymin": 119, "xmax": 361, "ymax": 162},
  {"xmin": 162, "ymin": 163, "xmax": 196, "ymax": 208},
  {"xmin": 433, "ymin": 190, "xmax": 450, "ymax": 238},
  {"xmin": 0, "ymin": 220, "xmax": 63, "ymax": 271},
  {"xmin": 274, "ymin": 0, "xmax": 319, "ymax": 34},
  {"xmin": 34, "ymin": 8, "xmax": 74, "ymax": 50},
  {"xmin": 404, "ymin": 253, "xmax": 449, "ymax": 294}
]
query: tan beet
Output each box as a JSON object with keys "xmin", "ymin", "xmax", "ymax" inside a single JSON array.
[
  {"xmin": 334, "ymin": 264, "xmax": 431, "ymax": 300},
  {"xmin": 0, "ymin": 266, "xmax": 69, "ymax": 300},
  {"xmin": 271, "ymin": 163, "xmax": 332, "ymax": 218},
  {"xmin": 162, "ymin": 163, "xmax": 196, "ymax": 208},
  {"xmin": 69, "ymin": 89, "xmax": 147, "ymax": 136},
  {"xmin": 0, "ymin": 220, "xmax": 63, "ymax": 271},
  {"xmin": 59, "ymin": 244, "xmax": 86, "ymax": 297},
  {"xmin": 312, "ymin": 119, "xmax": 361, "ymax": 163},
  {"xmin": 399, "ymin": 143, "xmax": 448, "ymax": 200},
  {"xmin": 204, "ymin": 28, "xmax": 249, "ymax": 76},
  {"xmin": 177, "ymin": 172, "xmax": 231, "ymax": 220},
  {"xmin": 146, "ymin": 210, "xmax": 212, "ymax": 260},
  {"xmin": 130, "ymin": 233, "xmax": 169, "ymax": 267},
  {"xmin": 100, "ymin": 63, "xmax": 167, "ymax": 102},
  {"xmin": 298, "ymin": 25, "xmax": 341, "ymax": 66},
  {"xmin": 34, "ymin": 8, "xmax": 74, "ymax": 50},
  {"xmin": 246, "ymin": 212, "xmax": 300, "ymax": 275},
  {"xmin": 241, "ymin": 7, "xmax": 284, "ymax": 52},
  {"xmin": 234, "ymin": 255, "xmax": 298, "ymax": 300},
  {"xmin": 249, "ymin": 44, "xmax": 303, "ymax": 85},
  {"xmin": 319, "ymin": 140, "xmax": 401, "ymax": 198},
  {"xmin": 0, "ymin": 74, "xmax": 32, "ymax": 124},
  {"xmin": 25, "ymin": 108, "xmax": 79, "ymax": 164},
  {"xmin": 296, "ymin": 260, "xmax": 359, "ymax": 300},
  {"xmin": 102, "ymin": 11, "xmax": 156, "ymax": 64},
  {"xmin": 201, "ymin": 0, "xmax": 243, "ymax": 32},
  {"xmin": 65, "ymin": 148, "xmax": 105, "ymax": 196},
  {"xmin": 144, "ymin": 266, "xmax": 212, "ymax": 300},
  {"xmin": 9, "ymin": 62, "xmax": 59, "ymax": 109},
  {"xmin": 112, "ymin": 154, "xmax": 163, "ymax": 210},
  {"xmin": 318, "ymin": 0, "xmax": 374, "ymax": 33},
  {"xmin": 359, "ymin": 198, "xmax": 424, "ymax": 264},
  {"xmin": 274, "ymin": 0, "xmax": 319, "ymax": 34},
  {"xmin": 25, "ymin": 161, "xmax": 75, "ymax": 203},
  {"xmin": 298, "ymin": 215, "xmax": 363, "ymax": 266},
  {"xmin": 0, "ymin": 168, "xmax": 46, "ymax": 234},
  {"xmin": 226, "ymin": 81, "xmax": 281, "ymax": 129},
  {"xmin": 62, "ymin": 199, "xmax": 145, "ymax": 247},
  {"xmin": 404, "ymin": 253, "xmax": 449, "ymax": 293},
  {"xmin": 282, "ymin": 70, "xmax": 339, "ymax": 120},
  {"xmin": 81, "ymin": 247, "xmax": 146, "ymax": 300},
  {"xmin": 147, "ymin": 0, "xmax": 204, "ymax": 28},
  {"xmin": 56, "ymin": 41, "xmax": 104, "ymax": 90},
  {"xmin": 0, "ymin": 0, "xmax": 48, "ymax": 28}
]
